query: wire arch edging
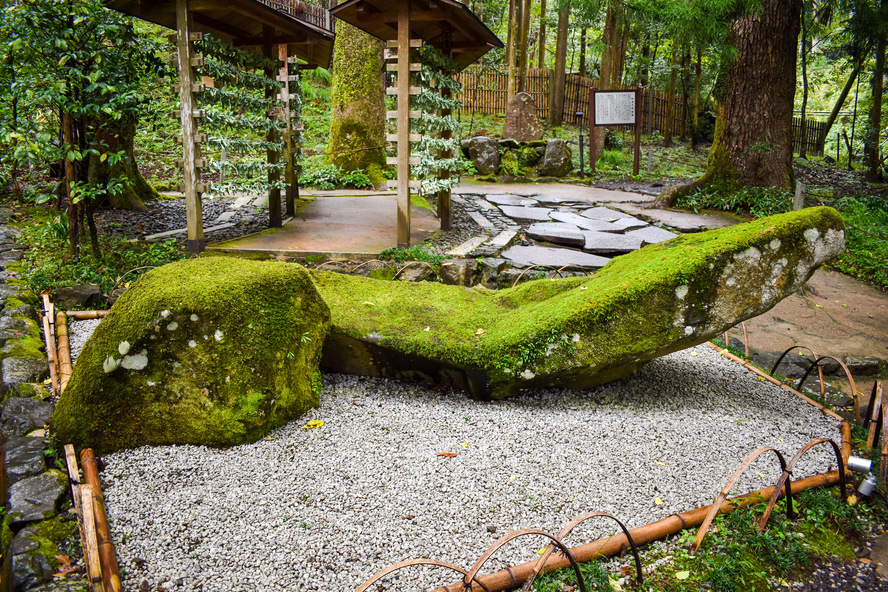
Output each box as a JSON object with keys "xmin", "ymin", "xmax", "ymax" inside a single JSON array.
[
  {"xmin": 756, "ymin": 438, "xmax": 847, "ymax": 532},
  {"xmin": 692, "ymin": 446, "xmax": 790, "ymax": 552},
  {"xmin": 518, "ymin": 512, "xmax": 643, "ymax": 592},
  {"xmin": 354, "ymin": 558, "xmax": 491, "ymax": 592}
]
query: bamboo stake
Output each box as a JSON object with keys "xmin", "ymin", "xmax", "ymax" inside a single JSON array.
[
  {"xmin": 40, "ymin": 293, "xmax": 59, "ymax": 397},
  {"xmin": 80, "ymin": 484, "xmax": 105, "ymax": 592},
  {"xmin": 433, "ymin": 471, "xmax": 842, "ymax": 592},
  {"xmin": 82, "ymin": 449, "xmax": 122, "ymax": 592},
  {"xmin": 66, "ymin": 310, "xmax": 109, "ymax": 319},
  {"xmin": 57, "ymin": 311, "xmax": 73, "ymax": 393}
]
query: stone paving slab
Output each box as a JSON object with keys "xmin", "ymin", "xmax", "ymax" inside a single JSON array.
[
  {"xmin": 580, "ymin": 206, "xmax": 636, "ymax": 221},
  {"xmin": 550, "ymin": 211, "xmax": 623, "ymax": 233},
  {"xmin": 583, "ymin": 231, "xmax": 645, "ymax": 254},
  {"xmin": 486, "ymin": 229, "xmax": 518, "ymax": 250},
  {"xmin": 525, "ymin": 223, "xmax": 586, "ymax": 247},
  {"xmin": 625, "ymin": 225, "xmax": 678, "ymax": 244},
  {"xmin": 498, "ymin": 205, "xmax": 553, "ymax": 222},
  {"xmin": 468, "ymin": 211, "xmax": 496, "ymax": 229},
  {"xmin": 608, "ymin": 216, "xmax": 649, "ymax": 232},
  {"xmin": 484, "ymin": 195, "xmax": 539, "ymax": 207},
  {"xmin": 501, "ymin": 245, "xmax": 611, "ymax": 269},
  {"xmin": 610, "ymin": 203, "xmax": 742, "ymax": 232},
  {"xmin": 450, "ymin": 194, "xmax": 469, "ymax": 205},
  {"xmin": 454, "ymin": 181, "xmax": 653, "ymax": 204},
  {"xmin": 231, "ymin": 195, "xmax": 253, "ymax": 210},
  {"xmin": 475, "ymin": 198, "xmax": 498, "ymax": 211},
  {"xmin": 448, "ymin": 236, "xmax": 488, "ymax": 257}
]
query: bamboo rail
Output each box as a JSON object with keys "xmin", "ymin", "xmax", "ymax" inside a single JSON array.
[
  {"xmin": 40, "ymin": 292, "xmax": 59, "ymax": 397},
  {"xmin": 64, "ymin": 445, "xmax": 103, "ymax": 592},
  {"xmin": 56, "ymin": 311, "xmax": 73, "ymax": 393},
  {"xmin": 82, "ymin": 449, "xmax": 123, "ymax": 592}
]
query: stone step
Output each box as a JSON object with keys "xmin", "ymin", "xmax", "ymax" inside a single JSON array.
[
  {"xmin": 498, "ymin": 205, "xmax": 553, "ymax": 222},
  {"xmin": 448, "ymin": 236, "xmax": 489, "ymax": 257},
  {"xmin": 501, "ymin": 245, "xmax": 611, "ymax": 270},
  {"xmin": 526, "ymin": 223, "xmax": 586, "ymax": 247},
  {"xmin": 468, "ymin": 211, "xmax": 496, "ymax": 229}
]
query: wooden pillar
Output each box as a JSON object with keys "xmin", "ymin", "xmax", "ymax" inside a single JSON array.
[
  {"xmin": 264, "ymin": 26, "xmax": 282, "ymax": 228},
  {"xmin": 279, "ymin": 44, "xmax": 296, "ymax": 217},
  {"xmin": 175, "ymin": 0, "xmax": 204, "ymax": 254},
  {"xmin": 396, "ymin": 1, "xmax": 411, "ymax": 248},
  {"xmin": 437, "ymin": 81, "xmax": 453, "ymax": 230}
]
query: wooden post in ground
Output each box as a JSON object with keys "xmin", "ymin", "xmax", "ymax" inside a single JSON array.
[
  {"xmin": 279, "ymin": 44, "xmax": 296, "ymax": 217},
  {"xmin": 176, "ymin": 0, "xmax": 204, "ymax": 254},
  {"xmin": 396, "ymin": 1, "xmax": 411, "ymax": 247},
  {"xmin": 437, "ymin": 74, "xmax": 453, "ymax": 230},
  {"xmin": 264, "ymin": 26, "xmax": 282, "ymax": 228}
]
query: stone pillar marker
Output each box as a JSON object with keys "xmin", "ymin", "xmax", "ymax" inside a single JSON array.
[{"xmin": 503, "ymin": 92, "xmax": 543, "ymax": 142}]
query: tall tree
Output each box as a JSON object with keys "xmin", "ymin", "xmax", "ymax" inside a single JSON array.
[
  {"xmin": 0, "ymin": 0, "xmax": 164, "ymax": 256},
  {"xmin": 327, "ymin": 22, "xmax": 386, "ymax": 189},
  {"xmin": 549, "ymin": 2, "xmax": 570, "ymax": 125},
  {"xmin": 518, "ymin": 0, "xmax": 533, "ymax": 91},
  {"xmin": 538, "ymin": 0, "xmax": 548, "ymax": 69},
  {"xmin": 656, "ymin": 0, "xmax": 803, "ymax": 206},
  {"xmin": 663, "ymin": 43, "xmax": 678, "ymax": 146}
]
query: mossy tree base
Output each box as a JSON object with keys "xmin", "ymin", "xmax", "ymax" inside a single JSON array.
[
  {"xmin": 314, "ymin": 208, "xmax": 845, "ymax": 400},
  {"xmin": 51, "ymin": 257, "xmax": 330, "ymax": 453}
]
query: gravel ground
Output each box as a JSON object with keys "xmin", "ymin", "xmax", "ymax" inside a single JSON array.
[{"xmin": 97, "ymin": 345, "xmax": 842, "ymax": 592}]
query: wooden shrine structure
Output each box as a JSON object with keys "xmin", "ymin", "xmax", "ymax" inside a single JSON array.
[
  {"xmin": 331, "ymin": 0, "xmax": 501, "ymax": 247},
  {"xmin": 106, "ymin": 0, "xmax": 334, "ymax": 254}
]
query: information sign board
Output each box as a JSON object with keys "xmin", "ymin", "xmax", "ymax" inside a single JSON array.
[{"xmin": 593, "ymin": 91, "xmax": 637, "ymax": 126}]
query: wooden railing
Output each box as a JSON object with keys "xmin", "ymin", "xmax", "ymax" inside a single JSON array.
[{"xmin": 261, "ymin": 0, "xmax": 333, "ymax": 32}]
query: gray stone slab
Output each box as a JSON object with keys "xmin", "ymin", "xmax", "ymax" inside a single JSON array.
[
  {"xmin": 475, "ymin": 198, "xmax": 498, "ymax": 211},
  {"xmin": 580, "ymin": 206, "xmax": 636, "ymax": 221},
  {"xmin": 253, "ymin": 194, "xmax": 269, "ymax": 207},
  {"xmin": 5, "ymin": 436, "xmax": 46, "ymax": 485},
  {"xmin": 526, "ymin": 223, "xmax": 586, "ymax": 247},
  {"xmin": 450, "ymin": 194, "xmax": 469, "ymax": 205},
  {"xmin": 626, "ymin": 226, "xmax": 678, "ymax": 245},
  {"xmin": 485, "ymin": 194, "xmax": 539, "ymax": 207},
  {"xmin": 8, "ymin": 472, "xmax": 66, "ymax": 526},
  {"xmin": 2, "ymin": 358, "xmax": 48, "ymax": 388},
  {"xmin": 609, "ymin": 216, "xmax": 649, "ymax": 232},
  {"xmin": 583, "ymin": 231, "xmax": 645, "ymax": 254},
  {"xmin": 498, "ymin": 205, "xmax": 553, "ymax": 222},
  {"xmin": 610, "ymin": 202, "xmax": 740, "ymax": 232},
  {"xmin": 1, "ymin": 397, "xmax": 53, "ymax": 438},
  {"xmin": 448, "ymin": 236, "xmax": 488, "ymax": 257},
  {"xmin": 468, "ymin": 211, "xmax": 496, "ymax": 229},
  {"xmin": 214, "ymin": 211, "xmax": 236, "ymax": 223},
  {"xmin": 487, "ymin": 229, "xmax": 518, "ymax": 250},
  {"xmin": 550, "ymin": 211, "xmax": 624, "ymax": 233},
  {"xmin": 231, "ymin": 195, "xmax": 253, "ymax": 209},
  {"xmin": 501, "ymin": 245, "xmax": 610, "ymax": 270}
]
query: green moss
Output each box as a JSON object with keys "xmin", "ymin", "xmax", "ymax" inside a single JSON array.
[
  {"xmin": 0, "ymin": 514, "xmax": 13, "ymax": 552},
  {"xmin": 499, "ymin": 150, "xmax": 523, "ymax": 176},
  {"xmin": 51, "ymin": 257, "xmax": 331, "ymax": 452},
  {"xmin": 2, "ymin": 334, "xmax": 45, "ymax": 359},
  {"xmin": 314, "ymin": 208, "xmax": 844, "ymax": 398}
]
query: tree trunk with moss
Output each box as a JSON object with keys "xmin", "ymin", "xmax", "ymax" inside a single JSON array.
[
  {"xmin": 655, "ymin": 0, "xmax": 802, "ymax": 207},
  {"xmin": 88, "ymin": 117, "xmax": 155, "ymax": 211},
  {"xmin": 327, "ymin": 22, "xmax": 386, "ymax": 189}
]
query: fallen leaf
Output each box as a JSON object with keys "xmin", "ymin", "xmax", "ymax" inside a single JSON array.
[
  {"xmin": 461, "ymin": 441, "xmax": 470, "ymax": 447},
  {"xmin": 302, "ymin": 420, "xmax": 325, "ymax": 429},
  {"xmin": 475, "ymin": 328, "xmax": 485, "ymax": 335},
  {"xmin": 848, "ymin": 494, "xmax": 858, "ymax": 506},
  {"xmin": 362, "ymin": 301, "xmax": 374, "ymax": 306},
  {"xmin": 437, "ymin": 452, "xmax": 457, "ymax": 457},
  {"xmin": 675, "ymin": 570, "xmax": 690, "ymax": 580},
  {"xmin": 690, "ymin": 351, "xmax": 698, "ymax": 357},
  {"xmin": 424, "ymin": 326, "xmax": 430, "ymax": 331},
  {"xmin": 656, "ymin": 461, "xmax": 666, "ymax": 466},
  {"xmin": 620, "ymin": 566, "xmax": 632, "ymax": 577},
  {"xmin": 536, "ymin": 548, "xmax": 547, "ymax": 555},
  {"xmin": 860, "ymin": 557, "xmax": 872, "ymax": 564},
  {"xmin": 264, "ymin": 437, "xmax": 276, "ymax": 441},
  {"xmin": 654, "ymin": 497, "xmax": 662, "ymax": 505},
  {"xmin": 759, "ymin": 473, "xmax": 766, "ymax": 478},
  {"xmin": 608, "ymin": 577, "xmax": 623, "ymax": 591}
]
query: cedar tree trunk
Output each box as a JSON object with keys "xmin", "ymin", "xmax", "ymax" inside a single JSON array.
[
  {"xmin": 655, "ymin": 0, "xmax": 802, "ymax": 207},
  {"xmin": 327, "ymin": 22, "xmax": 386, "ymax": 188}
]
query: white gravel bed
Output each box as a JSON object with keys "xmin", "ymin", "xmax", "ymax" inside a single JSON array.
[{"xmin": 100, "ymin": 345, "xmax": 841, "ymax": 592}]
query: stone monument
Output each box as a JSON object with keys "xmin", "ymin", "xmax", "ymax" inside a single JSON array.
[{"xmin": 502, "ymin": 92, "xmax": 543, "ymax": 142}]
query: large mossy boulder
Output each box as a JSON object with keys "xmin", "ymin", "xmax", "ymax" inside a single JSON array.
[
  {"xmin": 315, "ymin": 207, "xmax": 845, "ymax": 400},
  {"xmin": 51, "ymin": 258, "xmax": 330, "ymax": 453}
]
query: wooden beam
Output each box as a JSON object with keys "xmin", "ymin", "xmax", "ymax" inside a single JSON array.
[
  {"xmin": 233, "ymin": 34, "xmax": 315, "ymax": 46},
  {"xmin": 264, "ymin": 27, "xmax": 282, "ymax": 229},
  {"xmin": 396, "ymin": 0, "xmax": 411, "ymax": 248},
  {"xmin": 192, "ymin": 12, "xmax": 254, "ymax": 40},
  {"xmin": 176, "ymin": 0, "xmax": 205, "ymax": 254},
  {"xmin": 364, "ymin": 10, "xmax": 443, "ymax": 23},
  {"xmin": 280, "ymin": 43, "xmax": 296, "ymax": 217}
]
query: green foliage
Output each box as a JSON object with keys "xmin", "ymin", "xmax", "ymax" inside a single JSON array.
[
  {"xmin": 827, "ymin": 196, "xmax": 888, "ymax": 290},
  {"xmin": 300, "ymin": 162, "xmax": 372, "ymax": 190},
  {"xmin": 677, "ymin": 184, "xmax": 793, "ymax": 218},
  {"xmin": 378, "ymin": 245, "xmax": 445, "ymax": 265},
  {"xmin": 19, "ymin": 214, "xmax": 186, "ymax": 294}
]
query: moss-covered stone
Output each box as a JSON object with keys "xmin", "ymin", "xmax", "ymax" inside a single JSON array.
[
  {"xmin": 315, "ymin": 207, "xmax": 845, "ymax": 399},
  {"xmin": 51, "ymin": 257, "xmax": 331, "ymax": 453}
]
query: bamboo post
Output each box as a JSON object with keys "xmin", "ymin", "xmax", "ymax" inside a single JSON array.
[
  {"xmin": 56, "ymin": 311, "xmax": 72, "ymax": 393},
  {"xmin": 65, "ymin": 445, "xmax": 103, "ymax": 592},
  {"xmin": 40, "ymin": 293, "xmax": 59, "ymax": 397},
  {"xmin": 396, "ymin": 1, "xmax": 411, "ymax": 248},
  {"xmin": 176, "ymin": 0, "xmax": 204, "ymax": 255},
  {"xmin": 66, "ymin": 310, "xmax": 109, "ymax": 319},
  {"xmin": 82, "ymin": 449, "xmax": 122, "ymax": 592}
]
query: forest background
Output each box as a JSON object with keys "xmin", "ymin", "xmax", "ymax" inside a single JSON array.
[{"xmin": 0, "ymin": 0, "xmax": 885, "ymax": 292}]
